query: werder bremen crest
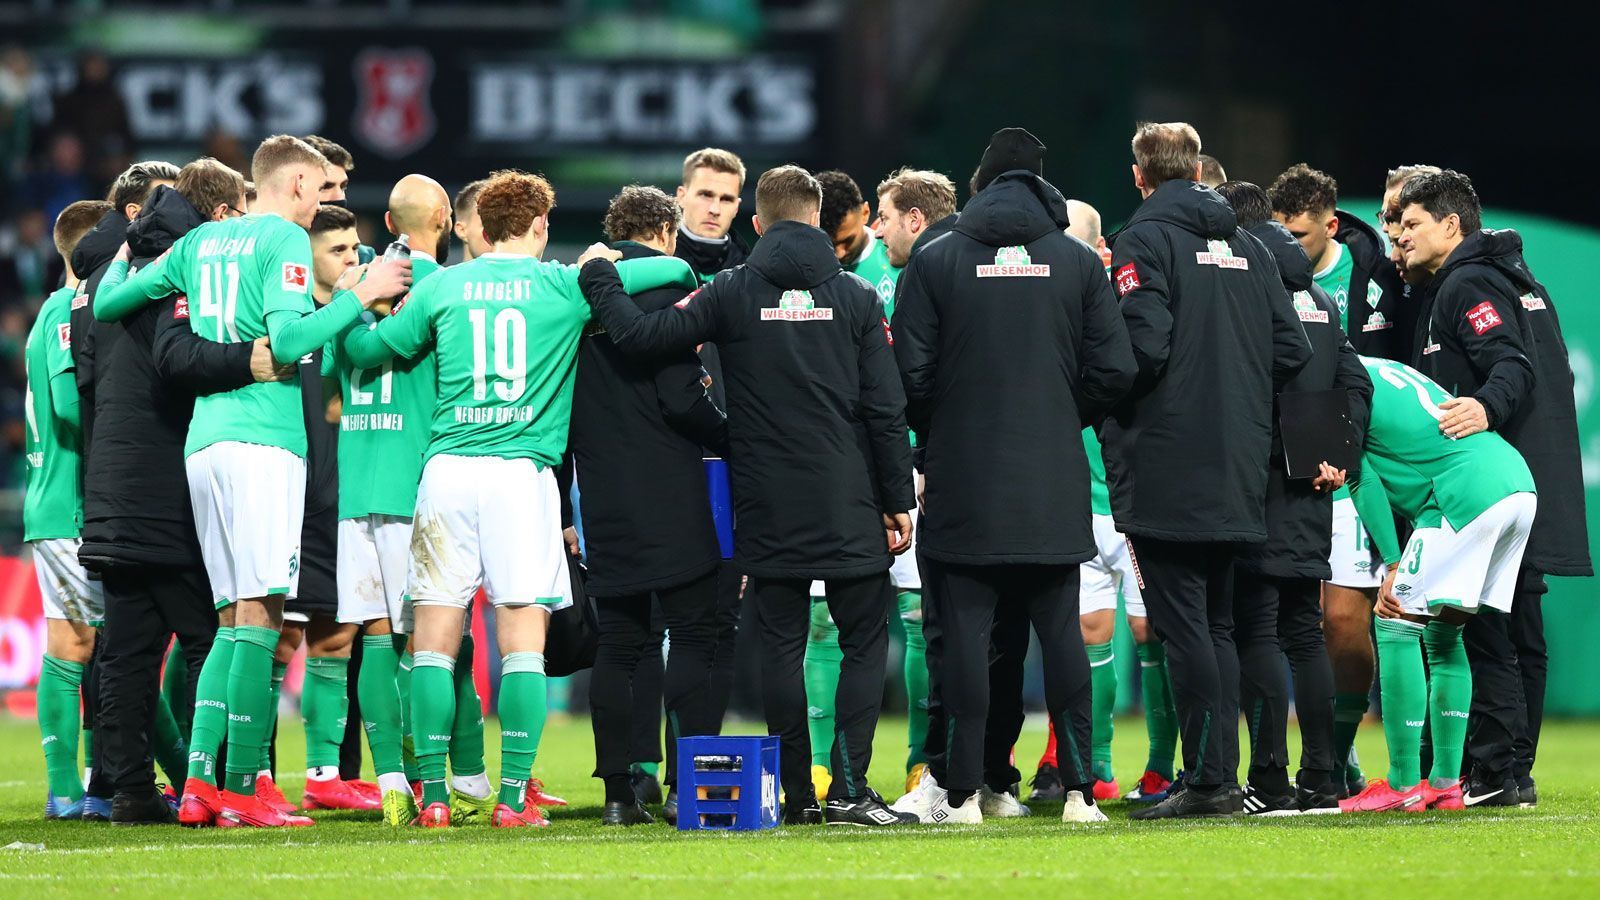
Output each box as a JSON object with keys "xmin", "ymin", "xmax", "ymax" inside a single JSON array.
[{"xmin": 761, "ymin": 289, "xmax": 833, "ymax": 321}]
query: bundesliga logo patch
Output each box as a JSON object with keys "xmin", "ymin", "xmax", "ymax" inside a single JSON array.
[
  {"xmin": 976, "ymin": 245, "xmax": 1050, "ymax": 278},
  {"xmin": 56, "ymin": 322, "xmax": 71, "ymax": 350},
  {"xmin": 1293, "ymin": 291, "xmax": 1328, "ymax": 323},
  {"xmin": 1466, "ymin": 300, "xmax": 1502, "ymax": 335},
  {"xmin": 1195, "ymin": 239, "xmax": 1249, "ymax": 270},
  {"xmin": 760, "ymin": 289, "xmax": 832, "ymax": 321},
  {"xmin": 282, "ymin": 262, "xmax": 309, "ymax": 293},
  {"xmin": 1114, "ymin": 262, "xmax": 1141, "ymax": 297}
]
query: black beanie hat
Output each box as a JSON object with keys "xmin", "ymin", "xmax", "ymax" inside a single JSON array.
[{"xmin": 974, "ymin": 127, "xmax": 1046, "ymax": 192}]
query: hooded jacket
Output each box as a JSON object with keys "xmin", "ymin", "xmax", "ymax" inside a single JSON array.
[
  {"xmin": 1332, "ymin": 209, "xmax": 1413, "ymax": 360},
  {"xmin": 68, "ymin": 209, "xmax": 129, "ymax": 450},
  {"xmin": 1102, "ymin": 179, "xmax": 1313, "ymax": 543},
  {"xmin": 1237, "ymin": 220, "xmax": 1373, "ymax": 578},
  {"xmin": 579, "ymin": 219, "xmax": 913, "ymax": 579},
  {"xmin": 675, "ymin": 226, "xmax": 750, "ymax": 410},
  {"xmin": 80, "ymin": 186, "xmax": 254, "ymax": 569},
  {"xmin": 1412, "ymin": 228, "xmax": 1590, "ymax": 576},
  {"xmin": 892, "ymin": 170, "xmax": 1136, "ymax": 564},
  {"xmin": 570, "ymin": 240, "xmax": 728, "ymax": 596}
]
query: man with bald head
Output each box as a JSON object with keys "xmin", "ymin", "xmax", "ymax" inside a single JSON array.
[{"xmin": 388, "ymin": 173, "xmax": 454, "ymax": 268}]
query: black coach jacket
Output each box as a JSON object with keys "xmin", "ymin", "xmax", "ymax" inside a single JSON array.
[
  {"xmin": 1412, "ymin": 229, "xmax": 1590, "ymax": 576},
  {"xmin": 1333, "ymin": 209, "xmax": 1413, "ymax": 361},
  {"xmin": 580, "ymin": 219, "xmax": 914, "ymax": 580},
  {"xmin": 68, "ymin": 209, "xmax": 128, "ymax": 452},
  {"xmin": 1102, "ymin": 179, "xmax": 1313, "ymax": 543},
  {"xmin": 1237, "ymin": 221, "xmax": 1372, "ymax": 578},
  {"xmin": 571, "ymin": 241, "xmax": 728, "ymax": 597},
  {"xmin": 891, "ymin": 170, "xmax": 1136, "ymax": 565}
]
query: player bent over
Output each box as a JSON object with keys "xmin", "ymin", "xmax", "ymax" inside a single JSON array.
[{"xmin": 1341, "ymin": 358, "xmax": 1535, "ymax": 813}]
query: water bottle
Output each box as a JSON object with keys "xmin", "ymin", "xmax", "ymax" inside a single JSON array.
[{"xmin": 382, "ymin": 233, "xmax": 411, "ymax": 262}]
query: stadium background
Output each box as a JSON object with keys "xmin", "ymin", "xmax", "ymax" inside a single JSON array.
[{"xmin": 0, "ymin": 0, "xmax": 1595, "ymax": 720}]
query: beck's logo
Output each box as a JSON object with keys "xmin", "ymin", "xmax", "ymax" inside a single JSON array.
[
  {"xmin": 1114, "ymin": 262, "xmax": 1141, "ymax": 297},
  {"xmin": 282, "ymin": 262, "xmax": 309, "ymax": 292},
  {"xmin": 1293, "ymin": 291, "xmax": 1328, "ymax": 323},
  {"xmin": 1196, "ymin": 239, "xmax": 1249, "ymax": 270},
  {"xmin": 354, "ymin": 49, "xmax": 437, "ymax": 158},
  {"xmin": 1466, "ymin": 301, "xmax": 1503, "ymax": 335},
  {"xmin": 976, "ymin": 245, "xmax": 1050, "ymax": 278},
  {"xmin": 761, "ymin": 289, "xmax": 832, "ymax": 321}
]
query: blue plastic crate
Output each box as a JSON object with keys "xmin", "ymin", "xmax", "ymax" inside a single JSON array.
[{"xmin": 676, "ymin": 735, "xmax": 780, "ymax": 831}]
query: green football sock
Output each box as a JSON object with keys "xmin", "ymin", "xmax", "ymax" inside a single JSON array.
[
  {"xmin": 899, "ymin": 590, "xmax": 929, "ymax": 770},
  {"xmin": 1333, "ymin": 691, "xmax": 1371, "ymax": 775},
  {"xmin": 497, "ymin": 652, "xmax": 549, "ymax": 812},
  {"xmin": 358, "ymin": 634, "xmax": 406, "ymax": 779},
  {"xmin": 1088, "ymin": 640, "xmax": 1117, "ymax": 783},
  {"xmin": 258, "ymin": 662, "xmax": 287, "ymax": 773},
  {"xmin": 397, "ymin": 648, "xmax": 420, "ymax": 782},
  {"xmin": 803, "ymin": 597, "xmax": 841, "ymax": 770},
  {"xmin": 152, "ymin": 689, "xmax": 188, "ymax": 785},
  {"xmin": 302, "ymin": 656, "xmax": 350, "ymax": 772},
  {"xmin": 1423, "ymin": 620, "xmax": 1472, "ymax": 787},
  {"xmin": 1136, "ymin": 640, "xmax": 1177, "ymax": 779},
  {"xmin": 186, "ymin": 626, "xmax": 235, "ymax": 784},
  {"xmin": 163, "ymin": 640, "xmax": 191, "ymax": 737},
  {"xmin": 633, "ymin": 761, "xmax": 659, "ymax": 778},
  {"xmin": 224, "ymin": 626, "xmax": 280, "ymax": 795},
  {"xmin": 1375, "ymin": 618, "xmax": 1426, "ymax": 789},
  {"xmin": 450, "ymin": 634, "xmax": 487, "ymax": 778},
  {"xmin": 411, "ymin": 650, "xmax": 455, "ymax": 807},
  {"xmin": 38, "ymin": 655, "xmax": 85, "ymax": 801}
]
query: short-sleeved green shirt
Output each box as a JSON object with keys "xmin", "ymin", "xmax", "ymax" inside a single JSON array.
[
  {"xmin": 1313, "ymin": 241, "xmax": 1355, "ymax": 333},
  {"xmin": 23, "ymin": 287, "xmax": 84, "ymax": 541},
  {"xmin": 334, "ymin": 254, "xmax": 441, "ymax": 518},
  {"xmin": 367, "ymin": 253, "xmax": 592, "ymax": 467}
]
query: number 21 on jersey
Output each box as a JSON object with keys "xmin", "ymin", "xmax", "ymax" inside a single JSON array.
[{"xmin": 469, "ymin": 307, "xmax": 527, "ymax": 401}]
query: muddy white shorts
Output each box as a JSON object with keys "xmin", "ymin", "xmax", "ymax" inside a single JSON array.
[
  {"xmin": 30, "ymin": 538, "xmax": 104, "ymax": 627},
  {"xmin": 338, "ymin": 514, "xmax": 414, "ymax": 631}
]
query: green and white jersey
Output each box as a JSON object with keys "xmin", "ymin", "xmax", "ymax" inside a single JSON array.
[
  {"xmin": 1313, "ymin": 241, "xmax": 1355, "ymax": 333},
  {"xmin": 333, "ymin": 252, "xmax": 441, "ymax": 519},
  {"xmin": 364, "ymin": 253, "xmax": 592, "ymax": 468},
  {"xmin": 852, "ymin": 231, "xmax": 902, "ymax": 318},
  {"xmin": 1083, "ymin": 427, "xmax": 1111, "ymax": 516},
  {"xmin": 1350, "ymin": 356, "xmax": 1535, "ymax": 562},
  {"xmin": 22, "ymin": 286, "xmax": 83, "ymax": 541}
]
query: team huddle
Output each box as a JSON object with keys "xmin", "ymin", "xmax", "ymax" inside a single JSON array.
[{"xmin": 21, "ymin": 119, "xmax": 1586, "ymax": 830}]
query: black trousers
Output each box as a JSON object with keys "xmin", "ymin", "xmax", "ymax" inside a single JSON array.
[
  {"xmin": 1509, "ymin": 571, "xmax": 1548, "ymax": 780},
  {"xmin": 707, "ymin": 563, "xmax": 744, "ymax": 728},
  {"xmin": 96, "ymin": 563, "xmax": 218, "ymax": 794},
  {"xmin": 1464, "ymin": 566, "xmax": 1548, "ymax": 783},
  {"xmin": 754, "ymin": 573, "xmax": 891, "ymax": 803},
  {"xmin": 1234, "ymin": 571, "xmax": 1335, "ymax": 791},
  {"xmin": 338, "ymin": 637, "xmax": 365, "ymax": 782},
  {"xmin": 1130, "ymin": 538, "xmax": 1240, "ymax": 790},
  {"xmin": 924, "ymin": 560, "xmax": 1090, "ymax": 796},
  {"xmin": 627, "ymin": 600, "xmax": 666, "ymax": 771},
  {"xmin": 590, "ymin": 569, "xmax": 721, "ymax": 789}
]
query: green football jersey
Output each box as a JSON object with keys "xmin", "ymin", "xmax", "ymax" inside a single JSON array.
[
  {"xmin": 852, "ymin": 231, "xmax": 902, "ymax": 318},
  {"xmin": 334, "ymin": 253, "xmax": 442, "ymax": 518},
  {"xmin": 1083, "ymin": 427, "xmax": 1111, "ymax": 516},
  {"xmin": 1349, "ymin": 357, "xmax": 1535, "ymax": 563},
  {"xmin": 1313, "ymin": 241, "xmax": 1355, "ymax": 333},
  {"xmin": 22, "ymin": 286, "xmax": 84, "ymax": 541},
  {"xmin": 361, "ymin": 253, "xmax": 592, "ymax": 467}
]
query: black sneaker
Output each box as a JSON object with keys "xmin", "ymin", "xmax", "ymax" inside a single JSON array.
[
  {"xmin": 1129, "ymin": 783, "xmax": 1238, "ymax": 820},
  {"xmin": 1516, "ymin": 775, "xmax": 1537, "ymax": 809},
  {"xmin": 1463, "ymin": 774, "xmax": 1521, "ymax": 809},
  {"xmin": 630, "ymin": 766, "xmax": 664, "ymax": 805},
  {"xmin": 783, "ymin": 800, "xmax": 823, "ymax": 825},
  {"xmin": 1026, "ymin": 764, "xmax": 1064, "ymax": 803},
  {"xmin": 111, "ymin": 788, "xmax": 178, "ymax": 826},
  {"xmin": 601, "ymin": 800, "xmax": 654, "ymax": 826},
  {"xmin": 1241, "ymin": 785, "xmax": 1298, "ymax": 817},
  {"xmin": 1295, "ymin": 783, "xmax": 1341, "ymax": 815},
  {"xmin": 825, "ymin": 789, "xmax": 918, "ymax": 827},
  {"xmin": 662, "ymin": 788, "xmax": 678, "ymax": 825}
]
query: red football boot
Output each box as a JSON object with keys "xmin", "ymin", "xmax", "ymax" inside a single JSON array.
[
  {"xmin": 217, "ymin": 790, "xmax": 315, "ymax": 827},
  {"xmin": 525, "ymin": 777, "xmax": 568, "ymax": 808},
  {"xmin": 412, "ymin": 801, "xmax": 450, "ymax": 828},
  {"xmin": 254, "ymin": 773, "xmax": 295, "ymax": 814},
  {"xmin": 348, "ymin": 779, "xmax": 382, "ymax": 804},
  {"xmin": 302, "ymin": 777, "xmax": 382, "ymax": 811},
  {"xmin": 1339, "ymin": 778, "xmax": 1426, "ymax": 813},
  {"xmin": 1425, "ymin": 780, "xmax": 1465, "ymax": 811},
  {"xmin": 178, "ymin": 778, "xmax": 222, "ymax": 827},
  {"xmin": 492, "ymin": 802, "xmax": 550, "ymax": 828},
  {"xmin": 1091, "ymin": 779, "xmax": 1121, "ymax": 802}
]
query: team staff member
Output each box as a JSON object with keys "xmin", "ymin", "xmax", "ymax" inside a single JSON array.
[
  {"xmin": 1396, "ymin": 170, "xmax": 1591, "ymax": 806},
  {"xmin": 579, "ymin": 165, "xmax": 917, "ymax": 828},
  {"xmin": 1217, "ymin": 181, "xmax": 1372, "ymax": 815},
  {"xmin": 572, "ymin": 185, "xmax": 729, "ymax": 827},
  {"xmin": 892, "ymin": 127, "xmax": 1137, "ymax": 825},
  {"xmin": 1104, "ymin": 122, "xmax": 1312, "ymax": 820}
]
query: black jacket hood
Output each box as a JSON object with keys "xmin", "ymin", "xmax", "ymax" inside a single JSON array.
[
  {"xmin": 1334, "ymin": 209, "xmax": 1385, "ymax": 259},
  {"xmin": 127, "ymin": 185, "xmax": 205, "ymax": 259},
  {"xmin": 910, "ymin": 213, "xmax": 959, "ymax": 257},
  {"xmin": 743, "ymin": 219, "xmax": 841, "ymax": 290},
  {"xmin": 676, "ymin": 224, "xmax": 748, "ymax": 277},
  {"xmin": 954, "ymin": 170, "xmax": 1070, "ymax": 247},
  {"xmin": 71, "ymin": 209, "xmax": 129, "ymax": 279},
  {"xmin": 1248, "ymin": 220, "xmax": 1314, "ymax": 291},
  {"xmin": 1126, "ymin": 179, "xmax": 1237, "ymax": 240},
  {"xmin": 1436, "ymin": 228, "xmax": 1539, "ymax": 294}
]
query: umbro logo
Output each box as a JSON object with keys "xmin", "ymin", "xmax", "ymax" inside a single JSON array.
[{"xmin": 867, "ymin": 808, "xmax": 899, "ymax": 824}]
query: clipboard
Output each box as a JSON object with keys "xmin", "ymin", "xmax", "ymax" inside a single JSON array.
[{"xmin": 1279, "ymin": 389, "xmax": 1360, "ymax": 479}]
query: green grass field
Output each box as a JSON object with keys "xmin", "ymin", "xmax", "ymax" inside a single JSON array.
[{"xmin": 1, "ymin": 714, "xmax": 1598, "ymax": 897}]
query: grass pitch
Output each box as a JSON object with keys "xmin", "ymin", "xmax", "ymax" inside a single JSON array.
[{"xmin": 1, "ymin": 714, "xmax": 1597, "ymax": 898}]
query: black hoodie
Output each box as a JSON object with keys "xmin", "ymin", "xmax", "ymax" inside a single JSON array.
[
  {"xmin": 892, "ymin": 170, "xmax": 1136, "ymax": 565},
  {"xmin": 80, "ymin": 187, "xmax": 255, "ymax": 570},
  {"xmin": 570, "ymin": 240, "xmax": 728, "ymax": 597},
  {"xmin": 1103, "ymin": 179, "xmax": 1313, "ymax": 543},
  {"xmin": 579, "ymin": 219, "xmax": 913, "ymax": 579},
  {"xmin": 1332, "ymin": 209, "xmax": 1413, "ymax": 360},
  {"xmin": 1236, "ymin": 220, "xmax": 1372, "ymax": 578},
  {"xmin": 68, "ymin": 209, "xmax": 130, "ymax": 450},
  {"xmin": 1412, "ymin": 228, "xmax": 1591, "ymax": 576}
]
